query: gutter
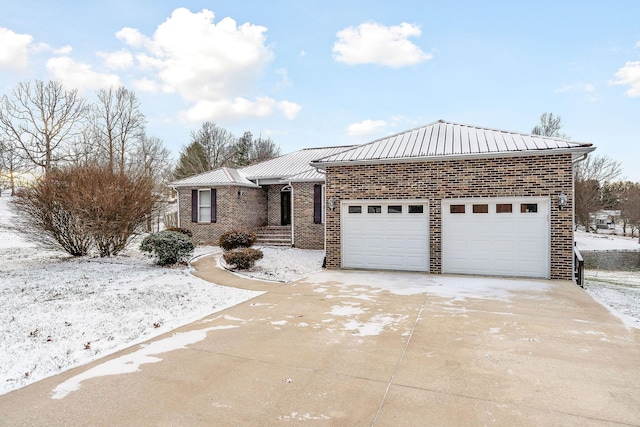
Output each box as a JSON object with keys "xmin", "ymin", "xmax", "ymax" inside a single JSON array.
[{"xmin": 310, "ymin": 146, "xmax": 597, "ymax": 169}]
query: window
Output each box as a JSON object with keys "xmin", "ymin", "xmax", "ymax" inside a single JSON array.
[
  {"xmin": 472, "ymin": 204, "xmax": 488, "ymax": 213},
  {"xmin": 192, "ymin": 188, "xmax": 217, "ymax": 223},
  {"xmin": 388, "ymin": 205, "xmax": 402, "ymax": 214},
  {"xmin": 450, "ymin": 204, "xmax": 465, "ymax": 214},
  {"xmin": 198, "ymin": 189, "xmax": 211, "ymax": 222},
  {"xmin": 496, "ymin": 203, "xmax": 512, "ymax": 213},
  {"xmin": 368, "ymin": 205, "xmax": 382, "ymax": 213},
  {"xmin": 521, "ymin": 203, "xmax": 538, "ymax": 213},
  {"xmin": 408, "ymin": 205, "xmax": 424, "ymax": 214},
  {"xmin": 348, "ymin": 206, "xmax": 362, "ymax": 214}
]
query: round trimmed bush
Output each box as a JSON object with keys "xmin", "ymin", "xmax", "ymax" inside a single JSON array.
[
  {"xmin": 140, "ymin": 230, "xmax": 195, "ymax": 266},
  {"xmin": 219, "ymin": 229, "xmax": 257, "ymax": 251},
  {"xmin": 223, "ymin": 248, "xmax": 263, "ymax": 270}
]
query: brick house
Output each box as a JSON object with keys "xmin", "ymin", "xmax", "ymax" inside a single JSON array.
[
  {"xmin": 172, "ymin": 120, "xmax": 594, "ymax": 280},
  {"xmin": 310, "ymin": 120, "xmax": 595, "ymax": 280},
  {"xmin": 170, "ymin": 146, "xmax": 354, "ymax": 249}
]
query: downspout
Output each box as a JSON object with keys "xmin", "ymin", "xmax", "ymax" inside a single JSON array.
[
  {"xmin": 173, "ymin": 187, "xmax": 181, "ymax": 227},
  {"xmin": 571, "ymin": 152, "xmax": 590, "ymax": 281}
]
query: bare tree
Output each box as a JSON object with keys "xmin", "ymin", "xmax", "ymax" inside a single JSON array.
[
  {"xmin": 192, "ymin": 121, "xmax": 235, "ymax": 168},
  {"xmin": 0, "ymin": 136, "xmax": 29, "ymax": 195},
  {"xmin": 93, "ymin": 86, "xmax": 145, "ymax": 173},
  {"xmin": 250, "ymin": 135, "xmax": 280, "ymax": 164},
  {"xmin": 574, "ymin": 155, "xmax": 622, "ymax": 231},
  {"xmin": 0, "ymin": 80, "xmax": 88, "ymax": 176},
  {"xmin": 619, "ymin": 182, "xmax": 640, "ymax": 241},
  {"xmin": 532, "ymin": 112, "xmax": 569, "ymax": 139}
]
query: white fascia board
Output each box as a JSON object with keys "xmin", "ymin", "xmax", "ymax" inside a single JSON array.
[
  {"xmin": 171, "ymin": 182, "xmax": 260, "ymax": 189},
  {"xmin": 310, "ymin": 146, "xmax": 596, "ymax": 168}
]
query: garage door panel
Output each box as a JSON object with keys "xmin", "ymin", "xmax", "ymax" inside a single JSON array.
[
  {"xmin": 442, "ymin": 198, "xmax": 549, "ymax": 278},
  {"xmin": 342, "ymin": 201, "xmax": 429, "ymax": 272}
]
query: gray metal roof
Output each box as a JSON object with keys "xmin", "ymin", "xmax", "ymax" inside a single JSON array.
[
  {"xmin": 171, "ymin": 167, "xmax": 260, "ymax": 188},
  {"xmin": 279, "ymin": 168, "xmax": 326, "ymax": 183},
  {"xmin": 311, "ymin": 120, "xmax": 595, "ymax": 166},
  {"xmin": 240, "ymin": 146, "xmax": 356, "ymax": 180}
]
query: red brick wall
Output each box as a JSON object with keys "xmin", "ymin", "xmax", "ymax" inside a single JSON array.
[
  {"xmin": 292, "ymin": 182, "xmax": 324, "ymax": 249},
  {"xmin": 267, "ymin": 184, "xmax": 287, "ymax": 226},
  {"xmin": 324, "ymin": 154, "xmax": 574, "ymax": 280},
  {"xmin": 177, "ymin": 186, "xmax": 267, "ymax": 245}
]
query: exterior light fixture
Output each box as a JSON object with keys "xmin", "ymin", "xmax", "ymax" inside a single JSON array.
[
  {"xmin": 328, "ymin": 197, "xmax": 336, "ymax": 211},
  {"xmin": 558, "ymin": 192, "xmax": 567, "ymax": 210},
  {"xmin": 237, "ymin": 190, "xmax": 243, "ymax": 199}
]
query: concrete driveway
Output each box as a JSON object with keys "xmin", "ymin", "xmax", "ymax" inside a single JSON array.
[{"xmin": 1, "ymin": 255, "xmax": 639, "ymax": 426}]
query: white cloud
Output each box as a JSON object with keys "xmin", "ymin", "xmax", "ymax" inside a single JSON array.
[
  {"xmin": 333, "ymin": 22, "xmax": 432, "ymax": 67},
  {"xmin": 278, "ymin": 100, "xmax": 302, "ymax": 119},
  {"xmin": 98, "ymin": 49, "xmax": 134, "ymax": 70},
  {"xmin": 347, "ymin": 119, "xmax": 388, "ymax": 137},
  {"xmin": 610, "ymin": 61, "xmax": 640, "ymax": 97},
  {"xmin": 46, "ymin": 56, "xmax": 121, "ymax": 91},
  {"xmin": 0, "ymin": 27, "xmax": 33, "ymax": 71},
  {"xmin": 132, "ymin": 77, "xmax": 161, "ymax": 92},
  {"xmin": 112, "ymin": 7, "xmax": 299, "ymax": 121},
  {"xmin": 115, "ymin": 27, "xmax": 147, "ymax": 48}
]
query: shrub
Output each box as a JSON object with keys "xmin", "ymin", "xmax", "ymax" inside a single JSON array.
[
  {"xmin": 140, "ymin": 231, "xmax": 195, "ymax": 266},
  {"xmin": 165, "ymin": 227, "xmax": 193, "ymax": 238},
  {"xmin": 219, "ymin": 229, "xmax": 257, "ymax": 251},
  {"xmin": 223, "ymin": 248, "xmax": 263, "ymax": 270},
  {"xmin": 12, "ymin": 164, "xmax": 160, "ymax": 257}
]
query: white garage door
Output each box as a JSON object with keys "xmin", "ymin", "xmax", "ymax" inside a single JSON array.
[
  {"xmin": 341, "ymin": 200, "xmax": 429, "ymax": 272},
  {"xmin": 442, "ymin": 197, "xmax": 550, "ymax": 278}
]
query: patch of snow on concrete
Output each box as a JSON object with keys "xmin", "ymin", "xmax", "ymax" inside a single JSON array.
[
  {"xmin": 307, "ymin": 270, "xmax": 551, "ymax": 301},
  {"xmin": 51, "ymin": 325, "xmax": 237, "ymax": 399}
]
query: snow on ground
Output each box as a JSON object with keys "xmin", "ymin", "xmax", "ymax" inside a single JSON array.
[
  {"xmin": 583, "ymin": 271, "xmax": 640, "ymax": 329},
  {"xmin": 0, "ymin": 194, "xmax": 263, "ymax": 396},
  {"xmin": 221, "ymin": 246, "xmax": 325, "ymax": 283},
  {"xmin": 575, "ymin": 230, "xmax": 640, "ymax": 251},
  {"xmin": 575, "ymin": 230, "xmax": 640, "ymax": 328}
]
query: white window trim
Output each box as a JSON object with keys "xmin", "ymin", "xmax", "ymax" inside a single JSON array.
[{"xmin": 198, "ymin": 189, "xmax": 211, "ymax": 223}]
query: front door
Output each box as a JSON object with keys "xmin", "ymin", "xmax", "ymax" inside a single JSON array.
[{"xmin": 280, "ymin": 190, "xmax": 291, "ymax": 225}]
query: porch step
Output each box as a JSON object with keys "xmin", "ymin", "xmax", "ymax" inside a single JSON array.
[{"xmin": 254, "ymin": 226, "xmax": 292, "ymax": 247}]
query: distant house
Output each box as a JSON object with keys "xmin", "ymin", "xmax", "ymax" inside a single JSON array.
[{"xmin": 172, "ymin": 119, "xmax": 595, "ymax": 281}]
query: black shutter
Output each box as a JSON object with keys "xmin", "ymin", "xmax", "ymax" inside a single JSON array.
[
  {"xmin": 191, "ymin": 189, "xmax": 198, "ymax": 222},
  {"xmin": 211, "ymin": 188, "xmax": 217, "ymax": 223},
  {"xmin": 313, "ymin": 184, "xmax": 321, "ymax": 224}
]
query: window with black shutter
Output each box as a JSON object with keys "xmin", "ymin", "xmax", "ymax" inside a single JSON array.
[{"xmin": 313, "ymin": 184, "xmax": 322, "ymax": 224}]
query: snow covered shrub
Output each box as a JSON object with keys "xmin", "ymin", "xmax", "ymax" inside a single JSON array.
[
  {"xmin": 223, "ymin": 248, "xmax": 263, "ymax": 270},
  {"xmin": 140, "ymin": 230, "xmax": 195, "ymax": 266},
  {"xmin": 219, "ymin": 229, "xmax": 257, "ymax": 251}
]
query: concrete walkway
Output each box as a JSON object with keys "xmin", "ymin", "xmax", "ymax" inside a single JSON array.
[{"xmin": 1, "ymin": 255, "xmax": 639, "ymax": 426}]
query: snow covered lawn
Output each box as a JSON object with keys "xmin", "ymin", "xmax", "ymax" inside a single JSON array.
[{"xmin": 0, "ymin": 194, "xmax": 267, "ymax": 396}]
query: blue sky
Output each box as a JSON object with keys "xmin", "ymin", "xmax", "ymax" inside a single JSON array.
[{"xmin": 1, "ymin": 1, "xmax": 639, "ymax": 180}]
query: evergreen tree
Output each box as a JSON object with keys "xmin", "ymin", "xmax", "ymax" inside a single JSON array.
[{"xmin": 173, "ymin": 141, "xmax": 210, "ymax": 179}]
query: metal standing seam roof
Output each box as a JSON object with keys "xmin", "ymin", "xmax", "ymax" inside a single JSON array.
[
  {"xmin": 170, "ymin": 166, "xmax": 260, "ymax": 188},
  {"xmin": 279, "ymin": 168, "xmax": 326, "ymax": 183},
  {"xmin": 239, "ymin": 145, "xmax": 356, "ymax": 180},
  {"xmin": 311, "ymin": 120, "xmax": 595, "ymax": 166}
]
